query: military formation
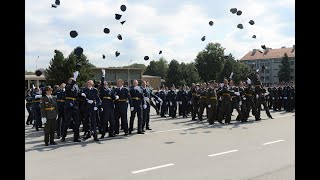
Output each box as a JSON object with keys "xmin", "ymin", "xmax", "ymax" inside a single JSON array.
[{"xmin": 25, "ymin": 70, "xmax": 295, "ymax": 146}]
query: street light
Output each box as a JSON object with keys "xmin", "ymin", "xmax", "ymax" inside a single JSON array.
[
  {"xmin": 35, "ymin": 56, "xmax": 39, "ymax": 70},
  {"xmin": 128, "ymin": 60, "xmax": 133, "ymax": 87}
]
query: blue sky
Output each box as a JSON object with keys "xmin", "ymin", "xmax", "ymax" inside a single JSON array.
[{"xmin": 25, "ymin": 0, "xmax": 294, "ymax": 71}]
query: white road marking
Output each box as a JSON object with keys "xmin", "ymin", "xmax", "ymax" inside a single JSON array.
[
  {"xmin": 131, "ymin": 163, "xmax": 175, "ymax": 174},
  {"xmin": 262, "ymin": 140, "xmax": 285, "ymax": 146},
  {"xmin": 208, "ymin": 149, "xmax": 239, "ymax": 157}
]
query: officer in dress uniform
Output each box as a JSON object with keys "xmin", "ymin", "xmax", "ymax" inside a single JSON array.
[
  {"xmin": 254, "ymin": 80, "xmax": 273, "ymax": 120},
  {"xmin": 206, "ymin": 80, "xmax": 218, "ymax": 125},
  {"xmin": 218, "ymin": 79, "xmax": 232, "ymax": 124},
  {"xmin": 186, "ymin": 86, "xmax": 192, "ymax": 115},
  {"xmin": 142, "ymin": 81, "xmax": 162, "ymax": 131},
  {"xmin": 32, "ymin": 87, "xmax": 43, "ymax": 131},
  {"xmin": 25, "ymin": 89, "xmax": 34, "ymax": 125},
  {"xmin": 99, "ymin": 69, "xmax": 116, "ymax": 138},
  {"xmin": 238, "ymin": 81, "xmax": 247, "ymax": 122},
  {"xmin": 283, "ymin": 86, "xmax": 289, "ymax": 111},
  {"xmin": 167, "ymin": 85, "xmax": 177, "ymax": 118},
  {"xmin": 229, "ymin": 80, "xmax": 244, "ymax": 121},
  {"xmin": 40, "ymin": 86, "xmax": 58, "ymax": 146},
  {"xmin": 180, "ymin": 85, "xmax": 188, "ymax": 118},
  {"xmin": 243, "ymin": 78, "xmax": 259, "ymax": 121},
  {"xmin": 61, "ymin": 71, "xmax": 81, "ymax": 142},
  {"xmin": 191, "ymin": 83, "xmax": 199, "ymax": 121},
  {"xmin": 82, "ymin": 80, "xmax": 101, "ymax": 141},
  {"xmin": 159, "ymin": 85, "xmax": 167, "ymax": 117},
  {"xmin": 277, "ymin": 87, "xmax": 283, "ymax": 111},
  {"xmin": 52, "ymin": 83, "xmax": 66, "ymax": 139},
  {"xmin": 198, "ymin": 83, "xmax": 208, "ymax": 122},
  {"xmin": 114, "ymin": 79, "xmax": 131, "ymax": 136},
  {"xmin": 128, "ymin": 79, "xmax": 145, "ymax": 134},
  {"xmin": 271, "ymin": 86, "xmax": 278, "ymax": 111},
  {"xmin": 155, "ymin": 87, "xmax": 161, "ymax": 115},
  {"xmin": 267, "ymin": 86, "xmax": 273, "ymax": 109},
  {"xmin": 177, "ymin": 86, "xmax": 184, "ymax": 116}
]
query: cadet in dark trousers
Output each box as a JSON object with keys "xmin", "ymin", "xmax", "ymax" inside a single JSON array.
[
  {"xmin": 114, "ymin": 79, "xmax": 130, "ymax": 136},
  {"xmin": 142, "ymin": 81, "xmax": 162, "ymax": 130},
  {"xmin": 198, "ymin": 83, "xmax": 208, "ymax": 121},
  {"xmin": 82, "ymin": 80, "xmax": 101, "ymax": 141},
  {"xmin": 186, "ymin": 86, "xmax": 192, "ymax": 115},
  {"xmin": 99, "ymin": 69, "xmax": 116, "ymax": 138},
  {"xmin": 155, "ymin": 87, "xmax": 161, "ymax": 115},
  {"xmin": 254, "ymin": 81, "xmax": 273, "ymax": 120},
  {"xmin": 218, "ymin": 79, "xmax": 232, "ymax": 124},
  {"xmin": 25, "ymin": 89, "xmax": 34, "ymax": 125},
  {"xmin": 206, "ymin": 81, "xmax": 217, "ymax": 125},
  {"xmin": 229, "ymin": 80, "xmax": 244, "ymax": 121},
  {"xmin": 267, "ymin": 86, "xmax": 273, "ymax": 109},
  {"xmin": 32, "ymin": 87, "xmax": 43, "ymax": 131},
  {"xmin": 191, "ymin": 83, "xmax": 199, "ymax": 121},
  {"xmin": 167, "ymin": 85, "xmax": 177, "ymax": 118},
  {"xmin": 283, "ymin": 86, "xmax": 289, "ymax": 111},
  {"xmin": 52, "ymin": 83, "xmax": 66, "ymax": 139},
  {"xmin": 128, "ymin": 79, "xmax": 144, "ymax": 134},
  {"xmin": 180, "ymin": 85, "xmax": 188, "ymax": 118},
  {"xmin": 177, "ymin": 86, "xmax": 183, "ymax": 116},
  {"xmin": 40, "ymin": 86, "xmax": 58, "ymax": 146},
  {"xmin": 238, "ymin": 81, "xmax": 247, "ymax": 122},
  {"xmin": 61, "ymin": 72, "xmax": 81, "ymax": 142},
  {"xmin": 272, "ymin": 87, "xmax": 278, "ymax": 111},
  {"xmin": 159, "ymin": 85, "xmax": 167, "ymax": 117},
  {"xmin": 277, "ymin": 87, "xmax": 283, "ymax": 111},
  {"xmin": 243, "ymin": 79, "xmax": 258, "ymax": 121}
]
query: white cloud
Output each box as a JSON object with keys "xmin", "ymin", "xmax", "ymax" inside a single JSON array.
[{"xmin": 25, "ymin": 0, "xmax": 294, "ymax": 71}]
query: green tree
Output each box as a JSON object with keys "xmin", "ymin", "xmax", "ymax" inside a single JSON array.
[
  {"xmin": 25, "ymin": 70, "xmax": 34, "ymax": 75},
  {"xmin": 45, "ymin": 50, "xmax": 68, "ymax": 86},
  {"xmin": 123, "ymin": 63, "xmax": 146, "ymax": 70},
  {"xmin": 143, "ymin": 57, "xmax": 168, "ymax": 78},
  {"xmin": 45, "ymin": 49, "xmax": 95, "ymax": 87},
  {"xmin": 181, "ymin": 62, "xmax": 201, "ymax": 85},
  {"xmin": 165, "ymin": 59, "xmax": 183, "ymax": 86},
  {"xmin": 195, "ymin": 43, "xmax": 225, "ymax": 82},
  {"xmin": 278, "ymin": 53, "xmax": 290, "ymax": 82},
  {"xmin": 64, "ymin": 51, "xmax": 95, "ymax": 87},
  {"xmin": 219, "ymin": 54, "xmax": 237, "ymax": 82}
]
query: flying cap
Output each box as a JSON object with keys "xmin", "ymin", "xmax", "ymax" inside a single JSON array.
[
  {"xmin": 102, "ymin": 54, "xmax": 105, "ymax": 59},
  {"xmin": 209, "ymin": 21, "xmax": 214, "ymax": 26},
  {"xmin": 120, "ymin": 21, "xmax": 126, "ymax": 25},
  {"xmin": 115, "ymin": 14, "xmax": 122, "ymax": 20},
  {"xmin": 249, "ymin": 20, "xmax": 255, "ymax": 25},
  {"xmin": 115, "ymin": 51, "xmax": 120, "ymax": 57},
  {"xmin": 159, "ymin": 50, "xmax": 162, "ymax": 54},
  {"xmin": 120, "ymin": 5, "xmax": 127, "ymax": 12},
  {"xmin": 55, "ymin": 0, "xmax": 60, "ymax": 5},
  {"xmin": 252, "ymin": 35, "xmax": 256, "ymax": 38},
  {"xmin": 236, "ymin": 10, "xmax": 242, "ymax": 16},
  {"xmin": 201, "ymin": 36, "xmax": 206, "ymax": 41},
  {"xmin": 144, "ymin": 56, "xmax": 149, "ymax": 60},
  {"xmin": 74, "ymin": 47, "xmax": 83, "ymax": 57},
  {"xmin": 70, "ymin": 30, "xmax": 78, "ymax": 38},
  {"xmin": 230, "ymin": 8, "xmax": 237, "ymax": 14},
  {"xmin": 117, "ymin": 34, "xmax": 122, "ymax": 40},
  {"xmin": 237, "ymin": 24, "xmax": 243, "ymax": 29},
  {"xmin": 103, "ymin": 28, "xmax": 110, "ymax": 34}
]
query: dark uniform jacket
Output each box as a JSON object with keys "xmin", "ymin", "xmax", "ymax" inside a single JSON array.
[{"xmin": 40, "ymin": 95, "xmax": 58, "ymax": 120}]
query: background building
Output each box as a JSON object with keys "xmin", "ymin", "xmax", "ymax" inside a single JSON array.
[
  {"xmin": 142, "ymin": 75, "xmax": 162, "ymax": 89},
  {"xmin": 240, "ymin": 45, "xmax": 295, "ymax": 85}
]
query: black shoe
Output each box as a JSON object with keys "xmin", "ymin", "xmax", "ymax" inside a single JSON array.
[
  {"xmin": 241, "ymin": 120, "xmax": 248, "ymax": 123},
  {"xmin": 218, "ymin": 121, "xmax": 224, "ymax": 124},
  {"xmin": 26, "ymin": 122, "xmax": 29, "ymax": 125},
  {"xmin": 73, "ymin": 139, "xmax": 81, "ymax": 142},
  {"xmin": 94, "ymin": 138, "xmax": 99, "ymax": 141},
  {"xmin": 100, "ymin": 135, "xmax": 105, "ymax": 139},
  {"xmin": 36, "ymin": 128, "xmax": 39, "ymax": 131},
  {"xmin": 268, "ymin": 116, "xmax": 274, "ymax": 119},
  {"xmin": 128, "ymin": 131, "xmax": 132, "ymax": 134},
  {"xmin": 137, "ymin": 131, "xmax": 145, "ymax": 134},
  {"xmin": 108, "ymin": 134, "xmax": 115, "ymax": 137},
  {"xmin": 83, "ymin": 133, "xmax": 91, "ymax": 139},
  {"xmin": 45, "ymin": 143, "xmax": 49, "ymax": 146},
  {"xmin": 255, "ymin": 118, "xmax": 261, "ymax": 121},
  {"xmin": 56, "ymin": 135, "xmax": 61, "ymax": 139},
  {"xmin": 124, "ymin": 133, "xmax": 128, "ymax": 136},
  {"xmin": 146, "ymin": 128, "xmax": 152, "ymax": 130},
  {"xmin": 61, "ymin": 137, "xmax": 65, "ymax": 142},
  {"xmin": 142, "ymin": 129, "xmax": 145, "ymax": 132},
  {"xmin": 50, "ymin": 142, "xmax": 57, "ymax": 145}
]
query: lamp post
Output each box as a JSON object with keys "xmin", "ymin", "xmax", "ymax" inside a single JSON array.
[
  {"xmin": 35, "ymin": 56, "xmax": 39, "ymax": 70},
  {"xmin": 127, "ymin": 60, "xmax": 133, "ymax": 87}
]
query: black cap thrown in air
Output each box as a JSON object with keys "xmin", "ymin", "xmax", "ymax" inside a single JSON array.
[
  {"xmin": 102, "ymin": 54, "xmax": 105, "ymax": 59},
  {"xmin": 51, "ymin": 4, "xmax": 57, "ymax": 8},
  {"xmin": 70, "ymin": 30, "xmax": 78, "ymax": 38},
  {"xmin": 117, "ymin": 34, "xmax": 122, "ymax": 40},
  {"xmin": 103, "ymin": 28, "xmax": 110, "ymax": 34},
  {"xmin": 209, "ymin": 21, "xmax": 214, "ymax": 26},
  {"xmin": 144, "ymin": 56, "xmax": 149, "ymax": 60},
  {"xmin": 236, "ymin": 10, "xmax": 242, "ymax": 16},
  {"xmin": 230, "ymin": 8, "xmax": 237, "ymax": 14},
  {"xmin": 35, "ymin": 69, "xmax": 43, "ymax": 76},
  {"xmin": 115, "ymin": 51, "xmax": 120, "ymax": 57},
  {"xmin": 120, "ymin": 21, "xmax": 126, "ymax": 25},
  {"xmin": 120, "ymin": 5, "xmax": 127, "ymax": 12},
  {"xmin": 115, "ymin": 14, "xmax": 122, "ymax": 20},
  {"xmin": 252, "ymin": 35, "xmax": 256, "ymax": 38},
  {"xmin": 261, "ymin": 45, "xmax": 266, "ymax": 49},
  {"xmin": 74, "ymin": 47, "xmax": 83, "ymax": 57},
  {"xmin": 201, "ymin": 36, "xmax": 206, "ymax": 41},
  {"xmin": 249, "ymin": 20, "xmax": 255, "ymax": 25},
  {"xmin": 55, "ymin": 0, "xmax": 60, "ymax": 5},
  {"xmin": 159, "ymin": 50, "xmax": 162, "ymax": 54},
  {"xmin": 237, "ymin": 24, "xmax": 243, "ymax": 29}
]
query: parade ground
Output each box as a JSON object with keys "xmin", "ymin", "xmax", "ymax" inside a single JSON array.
[{"xmin": 25, "ymin": 107, "xmax": 295, "ymax": 180}]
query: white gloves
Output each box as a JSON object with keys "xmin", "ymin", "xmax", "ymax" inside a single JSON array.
[
  {"xmin": 219, "ymin": 97, "xmax": 222, "ymax": 101},
  {"xmin": 243, "ymin": 97, "xmax": 247, "ymax": 100},
  {"xmin": 41, "ymin": 117, "xmax": 47, "ymax": 124},
  {"xmin": 94, "ymin": 107, "xmax": 98, "ymax": 111},
  {"xmin": 235, "ymin": 92, "xmax": 240, "ymax": 96},
  {"xmin": 73, "ymin": 71, "xmax": 79, "ymax": 81},
  {"xmin": 170, "ymin": 102, "xmax": 172, "ymax": 106},
  {"xmin": 272, "ymin": 97, "xmax": 275, "ymax": 100},
  {"xmin": 102, "ymin": 69, "xmax": 105, "ymax": 77},
  {"xmin": 115, "ymin": 95, "xmax": 119, "ymax": 100},
  {"xmin": 101, "ymin": 108, "xmax": 103, "ymax": 112},
  {"xmin": 265, "ymin": 92, "xmax": 270, "ymax": 96},
  {"xmin": 284, "ymin": 97, "xmax": 287, "ymax": 99},
  {"xmin": 178, "ymin": 101, "xmax": 182, "ymax": 105},
  {"xmin": 87, "ymin": 100, "xmax": 93, "ymax": 104},
  {"xmin": 131, "ymin": 107, "xmax": 134, "ymax": 111},
  {"xmin": 189, "ymin": 101, "xmax": 192, "ymax": 104},
  {"xmin": 35, "ymin": 95, "xmax": 42, "ymax": 99},
  {"xmin": 144, "ymin": 97, "xmax": 150, "ymax": 102},
  {"xmin": 81, "ymin": 93, "xmax": 86, "ymax": 97},
  {"xmin": 32, "ymin": 85, "xmax": 35, "ymax": 89},
  {"xmin": 239, "ymin": 101, "xmax": 242, "ymax": 106},
  {"xmin": 256, "ymin": 94, "xmax": 259, "ymax": 98},
  {"xmin": 158, "ymin": 99, "xmax": 163, "ymax": 103},
  {"xmin": 208, "ymin": 105, "xmax": 211, "ymax": 108},
  {"xmin": 143, "ymin": 104, "xmax": 147, "ymax": 109},
  {"xmin": 160, "ymin": 102, "xmax": 163, "ymax": 106}
]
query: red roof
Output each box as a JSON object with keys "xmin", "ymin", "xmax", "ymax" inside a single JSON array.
[{"xmin": 240, "ymin": 47, "xmax": 295, "ymax": 61}]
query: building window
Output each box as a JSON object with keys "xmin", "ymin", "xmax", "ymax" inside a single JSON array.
[
  {"xmin": 265, "ymin": 63, "xmax": 269, "ymax": 66},
  {"xmin": 290, "ymin": 76, "xmax": 294, "ymax": 80},
  {"xmin": 274, "ymin": 76, "xmax": 278, "ymax": 78},
  {"xmin": 265, "ymin": 76, "xmax": 269, "ymax": 80},
  {"xmin": 265, "ymin": 69, "xmax": 269, "ymax": 73},
  {"xmin": 274, "ymin": 69, "xmax": 278, "ymax": 71},
  {"xmin": 290, "ymin": 61, "xmax": 294, "ymax": 65},
  {"xmin": 290, "ymin": 69, "xmax": 294, "ymax": 72}
]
